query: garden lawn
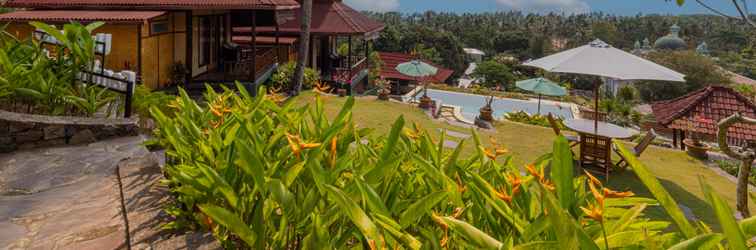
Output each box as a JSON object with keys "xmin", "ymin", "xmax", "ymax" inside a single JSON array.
[{"xmin": 291, "ymin": 91, "xmax": 756, "ymax": 230}]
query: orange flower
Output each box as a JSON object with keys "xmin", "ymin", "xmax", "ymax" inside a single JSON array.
[
  {"xmin": 603, "ymin": 188, "xmax": 635, "ymax": 198},
  {"xmin": 300, "ymin": 142, "xmax": 322, "ymax": 149},
  {"xmin": 431, "ymin": 212, "xmax": 448, "ymax": 231},
  {"xmin": 496, "ymin": 187, "xmax": 514, "ymax": 204},
  {"xmin": 584, "ymin": 170, "xmax": 602, "ymax": 186},
  {"xmin": 525, "ymin": 164, "xmax": 542, "ymax": 180},
  {"xmin": 540, "ymin": 179, "xmax": 556, "ymax": 192},
  {"xmin": 587, "ymin": 179, "xmax": 605, "ymax": 206},
  {"xmin": 286, "ymin": 133, "xmax": 321, "ymax": 158},
  {"xmin": 506, "ymin": 173, "xmax": 523, "ymax": 193},
  {"xmin": 404, "ymin": 129, "xmax": 420, "ymax": 140},
  {"xmin": 580, "ymin": 203, "xmax": 604, "ymax": 222},
  {"xmin": 483, "ymin": 147, "xmax": 497, "ymax": 160},
  {"xmin": 495, "ymin": 148, "xmax": 509, "ymax": 156}
]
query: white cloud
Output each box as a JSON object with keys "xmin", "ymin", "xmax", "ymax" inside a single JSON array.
[
  {"xmin": 344, "ymin": 0, "xmax": 400, "ymax": 12},
  {"xmin": 495, "ymin": 0, "xmax": 590, "ymax": 14}
]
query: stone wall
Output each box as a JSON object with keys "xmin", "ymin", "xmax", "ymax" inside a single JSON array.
[{"xmin": 0, "ymin": 110, "xmax": 138, "ymax": 153}]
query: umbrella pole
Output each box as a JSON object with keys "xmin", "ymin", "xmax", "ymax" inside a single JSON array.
[
  {"xmin": 537, "ymin": 94, "xmax": 542, "ymax": 114},
  {"xmin": 594, "ymin": 80, "xmax": 600, "ymax": 134}
]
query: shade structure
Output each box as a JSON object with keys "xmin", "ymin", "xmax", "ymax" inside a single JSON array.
[
  {"xmin": 396, "ymin": 60, "xmax": 438, "ymax": 98},
  {"xmin": 523, "ymin": 39, "xmax": 685, "ymax": 82},
  {"xmin": 516, "ymin": 77, "xmax": 567, "ymax": 114},
  {"xmin": 523, "ymin": 39, "xmax": 686, "ymax": 132},
  {"xmin": 396, "ymin": 60, "xmax": 438, "ymax": 78}
]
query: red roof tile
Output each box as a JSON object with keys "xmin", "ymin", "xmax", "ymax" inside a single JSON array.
[
  {"xmin": 651, "ymin": 85, "xmax": 756, "ymax": 142},
  {"xmin": 233, "ymin": 1, "xmax": 384, "ymax": 36},
  {"xmin": 377, "ymin": 52, "xmax": 454, "ymax": 83},
  {"xmin": 5, "ymin": 0, "xmax": 299, "ymax": 10},
  {"xmin": 0, "ymin": 10, "xmax": 167, "ymax": 23}
]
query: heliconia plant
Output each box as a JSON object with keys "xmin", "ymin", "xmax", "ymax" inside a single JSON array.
[{"xmin": 151, "ymin": 83, "xmax": 756, "ymax": 249}]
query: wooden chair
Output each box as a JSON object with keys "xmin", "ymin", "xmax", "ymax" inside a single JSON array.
[
  {"xmin": 580, "ymin": 133, "xmax": 612, "ymax": 182},
  {"xmin": 547, "ymin": 113, "xmax": 579, "ymax": 147},
  {"xmin": 613, "ymin": 129, "xmax": 657, "ymax": 170}
]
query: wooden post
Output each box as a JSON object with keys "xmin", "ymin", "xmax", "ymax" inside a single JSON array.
[
  {"xmin": 594, "ymin": 80, "xmax": 600, "ymax": 134},
  {"xmin": 348, "ymin": 36, "xmax": 353, "ymax": 70},
  {"xmin": 365, "ymin": 39, "xmax": 369, "ymax": 88},
  {"xmin": 136, "ymin": 25, "xmax": 142, "ymax": 78},
  {"xmin": 250, "ymin": 10, "xmax": 257, "ymax": 82},
  {"xmin": 124, "ymin": 79, "xmax": 134, "ymax": 118},
  {"xmin": 185, "ymin": 11, "xmax": 193, "ymax": 85},
  {"xmin": 275, "ymin": 19, "xmax": 280, "ymax": 63},
  {"xmin": 672, "ymin": 129, "xmax": 678, "ymax": 149},
  {"xmin": 680, "ymin": 130, "xmax": 686, "ymax": 150},
  {"xmin": 718, "ymin": 113, "xmax": 756, "ymax": 218}
]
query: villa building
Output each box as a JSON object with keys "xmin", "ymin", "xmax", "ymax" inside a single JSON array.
[{"xmin": 0, "ymin": 0, "xmax": 383, "ymax": 91}]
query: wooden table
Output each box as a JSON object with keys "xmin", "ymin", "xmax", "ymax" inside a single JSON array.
[{"xmin": 564, "ymin": 119, "xmax": 636, "ymax": 177}]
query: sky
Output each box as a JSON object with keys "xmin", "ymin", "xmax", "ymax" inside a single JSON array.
[{"xmin": 343, "ymin": 0, "xmax": 750, "ymax": 16}]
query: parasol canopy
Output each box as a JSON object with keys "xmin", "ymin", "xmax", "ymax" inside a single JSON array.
[
  {"xmin": 516, "ymin": 77, "xmax": 567, "ymax": 114},
  {"xmin": 395, "ymin": 60, "xmax": 438, "ymax": 78}
]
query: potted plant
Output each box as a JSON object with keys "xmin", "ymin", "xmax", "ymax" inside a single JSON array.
[
  {"xmin": 479, "ymin": 94, "xmax": 495, "ymax": 122},
  {"xmin": 376, "ymin": 77, "xmax": 391, "ymax": 101},
  {"xmin": 169, "ymin": 62, "xmax": 188, "ymax": 86},
  {"xmin": 683, "ymin": 116, "xmax": 712, "ymax": 159},
  {"xmin": 418, "ymin": 81, "xmax": 433, "ymax": 109}
]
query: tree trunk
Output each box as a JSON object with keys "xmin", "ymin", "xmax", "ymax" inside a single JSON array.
[
  {"xmin": 291, "ymin": 0, "xmax": 312, "ymax": 96},
  {"xmin": 737, "ymin": 159, "xmax": 753, "ymax": 218}
]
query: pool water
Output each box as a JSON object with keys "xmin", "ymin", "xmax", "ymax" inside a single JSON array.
[{"xmin": 421, "ymin": 89, "xmax": 574, "ymax": 121}]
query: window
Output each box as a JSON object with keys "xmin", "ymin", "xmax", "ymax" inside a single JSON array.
[{"xmin": 150, "ymin": 20, "xmax": 170, "ymax": 35}]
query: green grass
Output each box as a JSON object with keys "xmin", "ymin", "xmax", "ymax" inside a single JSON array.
[{"xmin": 291, "ymin": 91, "xmax": 756, "ymax": 230}]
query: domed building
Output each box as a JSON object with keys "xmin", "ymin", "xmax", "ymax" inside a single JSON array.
[{"xmin": 654, "ymin": 24, "xmax": 687, "ymax": 50}]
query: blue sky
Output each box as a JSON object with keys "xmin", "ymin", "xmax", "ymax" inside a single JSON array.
[{"xmin": 343, "ymin": 0, "xmax": 749, "ymax": 16}]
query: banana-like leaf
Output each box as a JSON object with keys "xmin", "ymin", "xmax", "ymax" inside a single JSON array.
[
  {"xmin": 739, "ymin": 216, "xmax": 756, "ymax": 236},
  {"xmin": 607, "ymin": 203, "xmax": 646, "ymax": 234},
  {"xmin": 399, "ymin": 190, "xmax": 448, "ymax": 228},
  {"xmin": 513, "ymin": 241, "xmax": 559, "ymax": 250},
  {"xmin": 613, "ymin": 142, "xmax": 697, "ymax": 238},
  {"xmin": 198, "ymin": 204, "xmax": 257, "ymax": 246},
  {"xmin": 435, "ymin": 215, "xmax": 503, "ymax": 249},
  {"xmin": 325, "ymin": 184, "xmax": 384, "ymax": 246},
  {"xmin": 373, "ymin": 213, "xmax": 422, "ymax": 250},
  {"xmin": 539, "ymin": 182, "xmax": 599, "ymax": 250},
  {"xmin": 667, "ymin": 233, "xmax": 723, "ymax": 250},
  {"xmin": 550, "ymin": 136, "xmax": 575, "ymax": 211},
  {"xmin": 699, "ymin": 176, "xmax": 748, "ymax": 250},
  {"xmin": 366, "ymin": 115, "xmax": 404, "ymax": 184}
]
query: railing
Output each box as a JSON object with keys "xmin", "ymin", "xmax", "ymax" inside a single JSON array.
[
  {"xmin": 225, "ymin": 47, "xmax": 277, "ymax": 81},
  {"xmin": 332, "ymin": 57, "xmax": 367, "ymax": 84},
  {"xmin": 254, "ymin": 47, "xmax": 277, "ymax": 76}
]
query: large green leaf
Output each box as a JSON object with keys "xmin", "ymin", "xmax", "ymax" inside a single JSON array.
[
  {"xmin": 399, "ymin": 190, "xmax": 448, "ymax": 228},
  {"xmin": 667, "ymin": 233, "xmax": 723, "ymax": 250},
  {"xmin": 539, "ymin": 182, "xmax": 599, "ymax": 250},
  {"xmin": 699, "ymin": 177, "xmax": 748, "ymax": 250},
  {"xmin": 366, "ymin": 116, "xmax": 405, "ymax": 184},
  {"xmin": 613, "ymin": 142, "xmax": 697, "ymax": 238},
  {"xmin": 324, "ymin": 184, "xmax": 384, "ymax": 246},
  {"xmin": 550, "ymin": 136, "xmax": 575, "ymax": 210},
  {"xmin": 436, "ymin": 215, "xmax": 503, "ymax": 249},
  {"xmin": 198, "ymin": 204, "xmax": 257, "ymax": 246}
]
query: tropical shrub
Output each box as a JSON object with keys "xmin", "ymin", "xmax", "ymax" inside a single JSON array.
[
  {"xmin": 715, "ymin": 159, "xmax": 756, "ymax": 186},
  {"xmin": 503, "ymin": 111, "xmax": 564, "ymax": 128},
  {"xmin": 270, "ymin": 61, "xmax": 320, "ymax": 91},
  {"xmin": 132, "ymin": 84, "xmax": 174, "ymax": 120},
  {"xmin": 0, "ymin": 21, "xmax": 124, "ymax": 117},
  {"xmin": 147, "ymin": 84, "xmax": 756, "ymax": 249}
]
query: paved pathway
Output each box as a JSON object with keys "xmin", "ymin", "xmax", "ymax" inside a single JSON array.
[{"xmin": 0, "ymin": 136, "xmax": 219, "ymax": 249}]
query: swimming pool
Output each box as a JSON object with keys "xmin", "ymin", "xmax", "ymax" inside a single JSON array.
[{"xmin": 420, "ymin": 89, "xmax": 575, "ymax": 121}]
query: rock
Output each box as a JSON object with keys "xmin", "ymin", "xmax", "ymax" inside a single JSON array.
[
  {"xmin": 43, "ymin": 125, "xmax": 66, "ymax": 140},
  {"xmin": 69, "ymin": 129, "xmax": 96, "ymax": 144},
  {"xmin": 14, "ymin": 130, "xmax": 43, "ymax": 144}
]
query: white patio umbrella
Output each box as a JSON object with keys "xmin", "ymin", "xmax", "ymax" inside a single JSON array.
[{"xmin": 523, "ymin": 39, "xmax": 686, "ymax": 132}]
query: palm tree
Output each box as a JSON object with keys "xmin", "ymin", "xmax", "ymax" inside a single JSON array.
[{"xmin": 291, "ymin": 0, "xmax": 312, "ymax": 96}]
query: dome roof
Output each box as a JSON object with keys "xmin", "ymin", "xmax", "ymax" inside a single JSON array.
[{"xmin": 654, "ymin": 24, "xmax": 686, "ymax": 50}]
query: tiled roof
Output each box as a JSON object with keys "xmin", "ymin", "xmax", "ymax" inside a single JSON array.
[
  {"xmin": 0, "ymin": 10, "xmax": 167, "ymax": 23},
  {"xmin": 651, "ymin": 85, "xmax": 756, "ymax": 142},
  {"xmin": 377, "ymin": 52, "xmax": 454, "ymax": 83},
  {"xmin": 4, "ymin": 0, "xmax": 299, "ymax": 10},
  {"xmin": 233, "ymin": 1, "xmax": 384, "ymax": 36}
]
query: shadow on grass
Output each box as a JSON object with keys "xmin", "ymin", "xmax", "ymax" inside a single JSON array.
[{"xmin": 606, "ymin": 169, "xmax": 718, "ymax": 231}]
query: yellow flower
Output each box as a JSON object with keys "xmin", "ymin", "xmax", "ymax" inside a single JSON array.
[
  {"xmin": 455, "ymin": 174, "xmax": 467, "ymax": 194},
  {"xmin": 404, "ymin": 129, "xmax": 420, "ymax": 140},
  {"xmin": 540, "ymin": 179, "xmax": 556, "ymax": 192},
  {"xmin": 580, "ymin": 203, "xmax": 604, "ymax": 222},
  {"xmin": 452, "ymin": 207, "xmax": 464, "ymax": 218},
  {"xmin": 483, "ymin": 147, "xmax": 497, "ymax": 160},
  {"xmin": 286, "ymin": 133, "xmax": 302, "ymax": 158},
  {"xmin": 603, "ymin": 188, "xmax": 635, "ymax": 198}
]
